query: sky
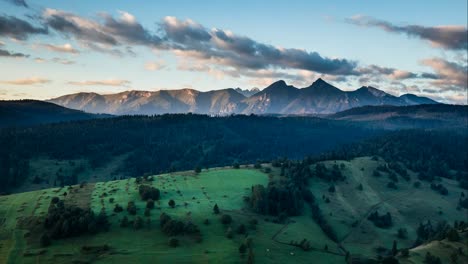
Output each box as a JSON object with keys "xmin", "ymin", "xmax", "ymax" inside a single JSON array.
[{"xmin": 0, "ymin": 0, "xmax": 466, "ymax": 104}]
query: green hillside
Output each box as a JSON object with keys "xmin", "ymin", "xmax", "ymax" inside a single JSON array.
[{"xmin": 0, "ymin": 158, "xmax": 466, "ymax": 264}]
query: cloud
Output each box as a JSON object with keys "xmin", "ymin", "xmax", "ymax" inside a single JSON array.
[
  {"xmin": 39, "ymin": 43, "xmax": 79, "ymax": 54},
  {"xmin": 0, "ymin": 48, "xmax": 29, "ymax": 57},
  {"xmin": 145, "ymin": 60, "xmax": 165, "ymax": 71},
  {"xmin": 358, "ymin": 65, "xmax": 419, "ymax": 80},
  {"xmin": 3, "ymin": 0, "xmax": 28, "ymax": 8},
  {"xmin": 41, "ymin": 10, "xmax": 357, "ymax": 75},
  {"xmin": 0, "ymin": 77, "xmax": 51, "ymax": 85},
  {"xmin": 33, "ymin": 57, "xmax": 75, "ymax": 64},
  {"xmin": 0, "ymin": 15, "xmax": 47, "ymax": 40},
  {"xmin": 52, "ymin": 57, "xmax": 75, "ymax": 65},
  {"xmin": 163, "ymin": 17, "xmax": 358, "ymax": 75},
  {"xmin": 347, "ymin": 15, "xmax": 467, "ymax": 50},
  {"xmin": 42, "ymin": 9, "xmax": 161, "ymax": 49},
  {"xmin": 421, "ymin": 57, "xmax": 467, "ymax": 92},
  {"xmin": 67, "ymin": 79, "xmax": 131, "ymax": 87}
]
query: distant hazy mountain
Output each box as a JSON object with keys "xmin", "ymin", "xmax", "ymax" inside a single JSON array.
[
  {"xmin": 49, "ymin": 79, "xmax": 438, "ymax": 115},
  {"xmin": 234, "ymin": 87, "xmax": 260, "ymax": 97},
  {"xmin": 49, "ymin": 89, "xmax": 246, "ymax": 115},
  {"xmin": 0, "ymin": 100, "xmax": 107, "ymax": 128}
]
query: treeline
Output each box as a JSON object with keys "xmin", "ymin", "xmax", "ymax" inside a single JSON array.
[
  {"xmin": 249, "ymin": 158, "xmax": 343, "ymax": 242},
  {"xmin": 0, "ymin": 114, "xmax": 375, "ymax": 192}
]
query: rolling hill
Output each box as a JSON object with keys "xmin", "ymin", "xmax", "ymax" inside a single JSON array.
[
  {"xmin": 48, "ymin": 79, "xmax": 438, "ymax": 115},
  {"xmin": 0, "ymin": 158, "xmax": 465, "ymax": 263},
  {"xmin": 0, "ymin": 100, "xmax": 108, "ymax": 128}
]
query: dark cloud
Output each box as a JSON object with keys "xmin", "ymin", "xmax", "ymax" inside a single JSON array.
[
  {"xmin": 3, "ymin": 0, "xmax": 28, "ymax": 8},
  {"xmin": 162, "ymin": 17, "xmax": 211, "ymax": 44},
  {"xmin": 0, "ymin": 48, "xmax": 29, "ymax": 57},
  {"xmin": 0, "ymin": 15, "xmax": 47, "ymax": 40},
  {"xmin": 162, "ymin": 17, "xmax": 357, "ymax": 75},
  {"xmin": 43, "ymin": 10, "xmax": 118, "ymax": 45},
  {"xmin": 347, "ymin": 15, "xmax": 467, "ymax": 50},
  {"xmin": 43, "ymin": 9, "xmax": 161, "ymax": 48},
  {"xmin": 420, "ymin": 72, "xmax": 440, "ymax": 79},
  {"xmin": 41, "ymin": 10, "xmax": 357, "ymax": 75}
]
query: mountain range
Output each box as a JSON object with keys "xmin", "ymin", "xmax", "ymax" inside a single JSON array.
[{"xmin": 48, "ymin": 78, "xmax": 438, "ymax": 115}]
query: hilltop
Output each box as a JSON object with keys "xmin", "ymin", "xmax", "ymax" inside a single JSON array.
[{"xmin": 0, "ymin": 100, "xmax": 109, "ymax": 128}]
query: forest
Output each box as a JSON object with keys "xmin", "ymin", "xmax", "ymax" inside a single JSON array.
[{"xmin": 0, "ymin": 114, "xmax": 376, "ymax": 192}]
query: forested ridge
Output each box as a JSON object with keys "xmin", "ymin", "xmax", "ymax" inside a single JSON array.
[{"xmin": 0, "ymin": 114, "xmax": 376, "ymax": 192}]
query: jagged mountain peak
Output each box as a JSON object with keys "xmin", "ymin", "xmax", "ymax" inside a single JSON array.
[
  {"xmin": 306, "ymin": 78, "xmax": 343, "ymax": 94},
  {"xmin": 263, "ymin": 80, "xmax": 293, "ymax": 90}
]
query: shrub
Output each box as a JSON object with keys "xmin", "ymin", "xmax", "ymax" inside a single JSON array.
[
  {"xmin": 168, "ymin": 237, "xmax": 179, "ymax": 248},
  {"xmin": 138, "ymin": 185, "xmax": 160, "ymax": 201},
  {"xmin": 213, "ymin": 204, "xmax": 220, "ymax": 214},
  {"xmin": 237, "ymin": 224, "xmax": 246, "ymax": 234},
  {"xmin": 162, "ymin": 220, "xmax": 185, "ymax": 236},
  {"xmin": 424, "ymin": 252, "xmax": 441, "ymax": 264},
  {"xmin": 168, "ymin": 199, "xmax": 175, "ymax": 208},
  {"xmin": 40, "ymin": 233, "xmax": 51, "ymax": 247},
  {"xmin": 134, "ymin": 216, "xmax": 144, "ymax": 230},
  {"xmin": 368, "ymin": 211, "xmax": 393, "ymax": 228},
  {"xmin": 226, "ymin": 227, "xmax": 233, "ymax": 239},
  {"xmin": 446, "ymin": 229, "xmax": 460, "ymax": 242},
  {"xmin": 397, "ymin": 228, "xmax": 408, "ymax": 239},
  {"xmin": 160, "ymin": 213, "xmax": 171, "ymax": 227},
  {"xmin": 120, "ymin": 216, "xmax": 129, "ymax": 227},
  {"xmin": 114, "ymin": 204, "xmax": 123, "ymax": 213},
  {"xmin": 184, "ymin": 221, "xmax": 200, "ymax": 234},
  {"xmin": 51, "ymin": 197, "xmax": 60, "ymax": 204},
  {"xmin": 146, "ymin": 199, "xmax": 155, "ymax": 209},
  {"xmin": 221, "ymin": 214, "xmax": 232, "ymax": 225},
  {"xmin": 127, "ymin": 201, "xmax": 137, "ymax": 215},
  {"xmin": 239, "ymin": 243, "xmax": 247, "ymax": 254}
]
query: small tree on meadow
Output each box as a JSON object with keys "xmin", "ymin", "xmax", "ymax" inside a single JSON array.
[
  {"xmin": 168, "ymin": 199, "xmax": 175, "ymax": 208},
  {"xmin": 213, "ymin": 203, "xmax": 220, "ymax": 214},
  {"xmin": 221, "ymin": 214, "xmax": 232, "ymax": 225}
]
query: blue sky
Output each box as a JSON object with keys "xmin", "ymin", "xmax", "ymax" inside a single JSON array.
[{"xmin": 0, "ymin": 0, "xmax": 466, "ymax": 103}]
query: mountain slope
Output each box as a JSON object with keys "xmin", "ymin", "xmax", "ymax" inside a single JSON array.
[
  {"xmin": 48, "ymin": 79, "xmax": 439, "ymax": 115},
  {"xmin": 0, "ymin": 100, "xmax": 106, "ymax": 128}
]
